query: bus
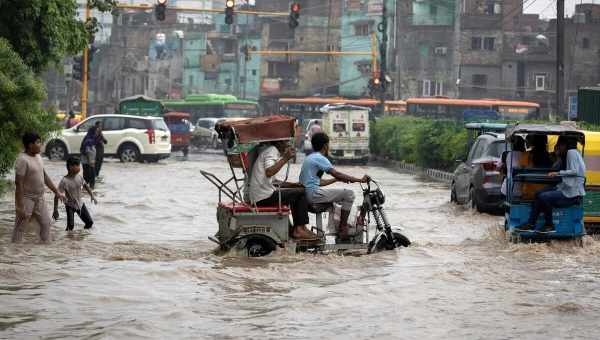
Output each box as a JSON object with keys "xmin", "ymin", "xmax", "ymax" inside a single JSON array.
[
  {"xmin": 405, "ymin": 97, "xmax": 540, "ymax": 121},
  {"xmin": 277, "ymin": 97, "xmax": 407, "ymax": 124},
  {"xmin": 162, "ymin": 94, "xmax": 260, "ymax": 123},
  {"xmin": 119, "ymin": 95, "xmax": 164, "ymax": 116}
]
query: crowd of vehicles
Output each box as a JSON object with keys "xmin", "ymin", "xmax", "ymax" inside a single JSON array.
[{"xmin": 44, "ymin": 114, "xmax": 171, "ymax": 162}]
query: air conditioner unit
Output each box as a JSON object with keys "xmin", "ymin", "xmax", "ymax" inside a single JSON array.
[{"xmin": 434, "ymin": 47, "xmax": 448, "ymax": 55}]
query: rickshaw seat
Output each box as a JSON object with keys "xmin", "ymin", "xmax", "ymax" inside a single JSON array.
[
  {"xmin": 308, "ymin": 203, "xmax": 333, "ymax": 214},
  {"xmin": 219, "ymin": 202, "xmax": 290, "ymax": 213}
]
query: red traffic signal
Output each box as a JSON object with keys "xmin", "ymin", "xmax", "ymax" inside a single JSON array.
[{"xmin": 289, "ymin": 2, "xmax": 300, "ymax": 29}]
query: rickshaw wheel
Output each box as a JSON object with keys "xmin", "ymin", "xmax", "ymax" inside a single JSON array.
[{"xmin": 244, "ymin": 235, "xmax": 277, "ymax": 257}]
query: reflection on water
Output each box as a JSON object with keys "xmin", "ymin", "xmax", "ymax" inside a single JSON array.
[{"xmin": 1, "ymin": 154, "xmax": 600, "ymax": 339}]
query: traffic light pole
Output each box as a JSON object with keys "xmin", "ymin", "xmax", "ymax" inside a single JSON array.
[
  {"xmin": 81, "ymin": 4, "xmax": 91, "ymax": 119},
  {"xmin": 378, "ymin": 1, "xmax": 388, "ymax": 116}
]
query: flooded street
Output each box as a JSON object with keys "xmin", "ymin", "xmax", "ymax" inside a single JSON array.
[{"xmin": 2, "ymin": 153, "xmax": 600, "ymax": 339}]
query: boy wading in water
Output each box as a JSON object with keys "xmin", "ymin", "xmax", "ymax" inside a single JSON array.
[
  {"xmin": 53, "ymin": 157, "xmax": 98, "ymax": 231},
  {"xmin": 13, "ymin": 133, "xmax": 65, "ymax": 243}
]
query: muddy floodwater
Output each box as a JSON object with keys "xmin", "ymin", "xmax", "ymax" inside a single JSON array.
[{"xmin": 2, "ymin": 153, "xmax": 600, "ymax": 339}]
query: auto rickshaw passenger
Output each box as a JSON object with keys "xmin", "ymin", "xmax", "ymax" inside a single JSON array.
[
  {"xmin": 517, "ymin": 136, "xmax": 586, "ymax": 232},
  {"xmin": 246, "ymin": 140, "xmax": 318, "ymax": 241},
  {"xmin": 526, "ymin": 134, "xmax": 553, "ymax": 168},
  {"xmin": 501, "ymin": 135, "xmax": 527, "ymax": 197}
]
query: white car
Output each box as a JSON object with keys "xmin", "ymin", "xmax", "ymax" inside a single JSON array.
[
  {"xmin": 195, "ymin": 117, "xmax": 221, "ymax": 149},
  {"xmin": 44, "ymin": 114, "xmax": 171, "ymax": 162}
]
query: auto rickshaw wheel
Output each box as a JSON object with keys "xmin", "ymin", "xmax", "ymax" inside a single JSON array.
[{"xmin": 243, "ymin": 235, "xmax": 277, "ymax": 257}]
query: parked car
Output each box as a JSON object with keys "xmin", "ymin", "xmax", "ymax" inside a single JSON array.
[
  {"xmin": 451, "ymin": 132, "xmax": 506, "ymax": 213},
  {"xmin": 44, "ymin": 114, "xmax": 171, "ymax": 163}
]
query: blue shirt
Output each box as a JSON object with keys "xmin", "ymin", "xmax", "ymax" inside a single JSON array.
[{"xmin": 300, "ymin": 152, "xmax": 333, "ymax": 194}]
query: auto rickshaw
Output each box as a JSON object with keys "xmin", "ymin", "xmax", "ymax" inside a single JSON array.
[
  {"xmin": 200, "ymin": 115, "xmax": 410, "ymax": 256},
  {"xmin": 163, "ymin": 112, "xmax": 192, "ymax": 156},
  {"xmin": 505, "ymin": 124, "xmax": 586, "ymax": 241}
]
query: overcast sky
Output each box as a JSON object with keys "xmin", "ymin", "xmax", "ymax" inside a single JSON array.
[{"xmin": 525, "ymin": 0, "xmax": 598, "ymax": 19}]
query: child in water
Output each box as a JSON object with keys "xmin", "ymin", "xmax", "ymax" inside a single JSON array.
[{"xmin": 53, "ymin": 157, "xmax": 98, "ymax": 231}]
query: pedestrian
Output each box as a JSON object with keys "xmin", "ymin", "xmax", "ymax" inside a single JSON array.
[
  {"xmin": 53, "ymin": 157, "xmax": 97, "ymax": 231},
  {"xmin": 65, "ymin": 111, "xmax": 78, "ymax": 128},
  {"xmin": 94, "ymin": 121, "xmax": 107, "ymax": 177},
  {"xmin": 12, "ymin": 132, "xmax": 66, "ymax": 243},
  {"xmin": 80, "ymin": 126, "xmax": 97, "ymax": 189}
]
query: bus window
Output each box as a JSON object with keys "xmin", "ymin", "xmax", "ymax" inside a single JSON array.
[
  {"xmin": 352, "ymin": 122, "xmax": 366, "ymax": 132},
  {"xmin": 333, "ymin": 123, "xmax": 347, "ymax": 132}
]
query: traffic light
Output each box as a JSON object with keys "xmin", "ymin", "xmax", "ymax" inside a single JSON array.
[
  {"xmin": 73, "ymin": 56, "xmax": 83, "ymax": 81},
  {"xmin": 225, "ymin": 0, "xmax": 235, "ymax": 25},
  {"xmin": 368, "ymin": 77, "xmax": 383, "ymax": 98},
  {"xmin": 289, "ymin": 2, "xmax": 300, "ymax": 29},
  {"xmin": 155, "ymin": 0, "xmax": 167, "ymax": 21}
]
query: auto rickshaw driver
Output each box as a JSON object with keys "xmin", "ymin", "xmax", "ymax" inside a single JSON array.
[{"xmin": 516, "ymin": 136, "xmax": 586, "ymax": 232}]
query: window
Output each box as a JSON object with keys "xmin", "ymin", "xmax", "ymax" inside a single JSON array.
[
  {"xmin": 435, "ymin": 81, "xmax": 444, "ymax": 96},
  {"xmin": 467, "ymin": 140, "xmax": 482, "ymax": 162},
  {"xmin": 535, "ymin": 74, "xmax": 546, "ymax": 91},
  {"xmin": 486, "ymin": 141, "xmax": 506, "ymax": 158},
  {"xmin": 223, "ymin": 40, "xmax": 235, "ymax": 54},
  {"xmin": 472, "ymin": 74, "xmax": 487, "ymax": 87},
  {"xmin": 102, "ymin": 117, "xmax": 125, "ymax": 131},
  {"xmin": 252, "ymin": 69, "xmax": 257, "ymax": 76},
  {"xmin": 422, "ymin": 79, "xmax": 432, "ymax": 96},
  {"xmin": 422, "ymin": 80, "xmax": 444, "ymax": 96},
  {"xmin": 128, "ymin": 118, "xmax": 147, "ymax": 129},
  {"xmin": 189, "ymin": 75, "xmax": 193, "ymax": 86},
  {"xmin": 471, "ymin": 37, "xmax": 482, "ymax": 50},
  {"xmin": 583, "ymin": 38, "xmax": 590, "ymax": 49},
  {"xmin": 151, "ymin": 119, "xmax": 169, "ymax": 131},
  {"xmin": 430, "ymin": 5, "xmax": 437, "ymax": 16},
  {"xmin": 77, "ymin": 118, "xmax": 99, "ymax": 132},
  {"xmin": 333, "ymin": 123, "xmax": 347, "ymax": 133},
  {"xmin": 484, "ymin": 37, "xmax": 495, "ymax": 51},
  {"xmin": 354, "ymin": 23, "xmax": 370, "ymax": 36},
  {"xmin": 352, "ymin": 122, "xmax": 366, "ymax": 132}
]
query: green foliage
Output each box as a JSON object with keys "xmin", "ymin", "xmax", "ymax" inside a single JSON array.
[
  {"xmin": 0, "ymin": 38, "xmax": 58, "ymax": 177},
  {"xmin": 0, "ymin": 0, "xmax": 117, "ymax": 73},
  {"xmin": 371, "ymin": 116, "xmax": 468, "ymax": 172}
]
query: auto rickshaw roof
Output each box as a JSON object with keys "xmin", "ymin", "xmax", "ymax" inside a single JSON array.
[
  {"xmin": 506, "ymin": 124, "xmax": 585, "ymax": 143},
  {"xmin": 465, "ymin": 122, "xmax": 508, "ymax": 131}
]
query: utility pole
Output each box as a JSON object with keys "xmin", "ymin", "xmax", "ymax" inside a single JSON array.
[
  {"xmin": 378, "ymin": 0, "xmax": 389, "ymax": 116},
  {"xmin": 556, "ymin": 0, "xmax": 565, "ymax": 118},
  {"xmin": 81, "ymin": 3, "xmax": 91, "ymax": 119}
]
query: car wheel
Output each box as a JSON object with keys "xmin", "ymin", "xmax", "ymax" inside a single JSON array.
[
  {"xmin": 119, "ymin": 144, "xmax": 140, "ymax": 163},
  {"xmin": 468, "ymin": 186, "xmax": 483, "ymax": 212},
  {"xmin": 450, "ymin": 182, "xmax": 458, "ymax": 203},
  {"xmin": 47, "ymin": 141, "xmax": 67, "ymax": 161}
]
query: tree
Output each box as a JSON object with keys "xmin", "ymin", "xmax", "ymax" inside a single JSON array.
[
  {"xmin": 0, "ymin": 0, "xmax": 117, "ymax": 74},
  {"xmin": 0, "ymin": 38, "xmax": 54, "ymax": 176},
  {"xmin": 0, "ymin": 0, "xmax": 116, "ymax": 179}
]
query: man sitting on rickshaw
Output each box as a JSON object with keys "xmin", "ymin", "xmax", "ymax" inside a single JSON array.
[
  {"xmin": 517, "ymin": 136, "xmax": 586, "ymax": 232},
  {"xmin": 299, "ymin": 132, "xmax": 368, "ymax": 241},
  {"xmin": 246, "ymin": 140, "xmax": 318, "ymax": 241}
]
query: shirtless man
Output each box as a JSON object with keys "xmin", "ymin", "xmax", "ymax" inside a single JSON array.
[{"xmin": 13, "ymin": 133, "xmax": 65, "ymax": 243}]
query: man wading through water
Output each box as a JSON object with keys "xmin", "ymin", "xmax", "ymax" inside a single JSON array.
[{"xmin": 299, "ymin": 132, "xmax": 368, "ymax": 241}]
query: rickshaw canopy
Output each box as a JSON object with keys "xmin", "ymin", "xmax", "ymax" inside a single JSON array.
[
  {"xmin": 216, "ymin": 115, "xmax": 296, "ymax": 145},
  {"xmin": 506, "ymin": 124, "xmax": 585, "ymax": 145}
]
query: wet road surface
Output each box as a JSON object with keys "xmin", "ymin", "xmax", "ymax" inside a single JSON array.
[{"xmin": 2, "ymin": 153, "xmax": 600, "ymax": 339}]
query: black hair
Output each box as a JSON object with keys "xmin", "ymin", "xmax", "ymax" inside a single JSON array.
[
  {"xmin": 22, "ymin": 132, "xmax": 41, "ymax": 148},
  {"xmin": 311, "ymin": 132, "xmax": 329, "ymax": 152},
  {"xmin": 66, "ymin": 156, "xmax": 80, "ymax": 170}
]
